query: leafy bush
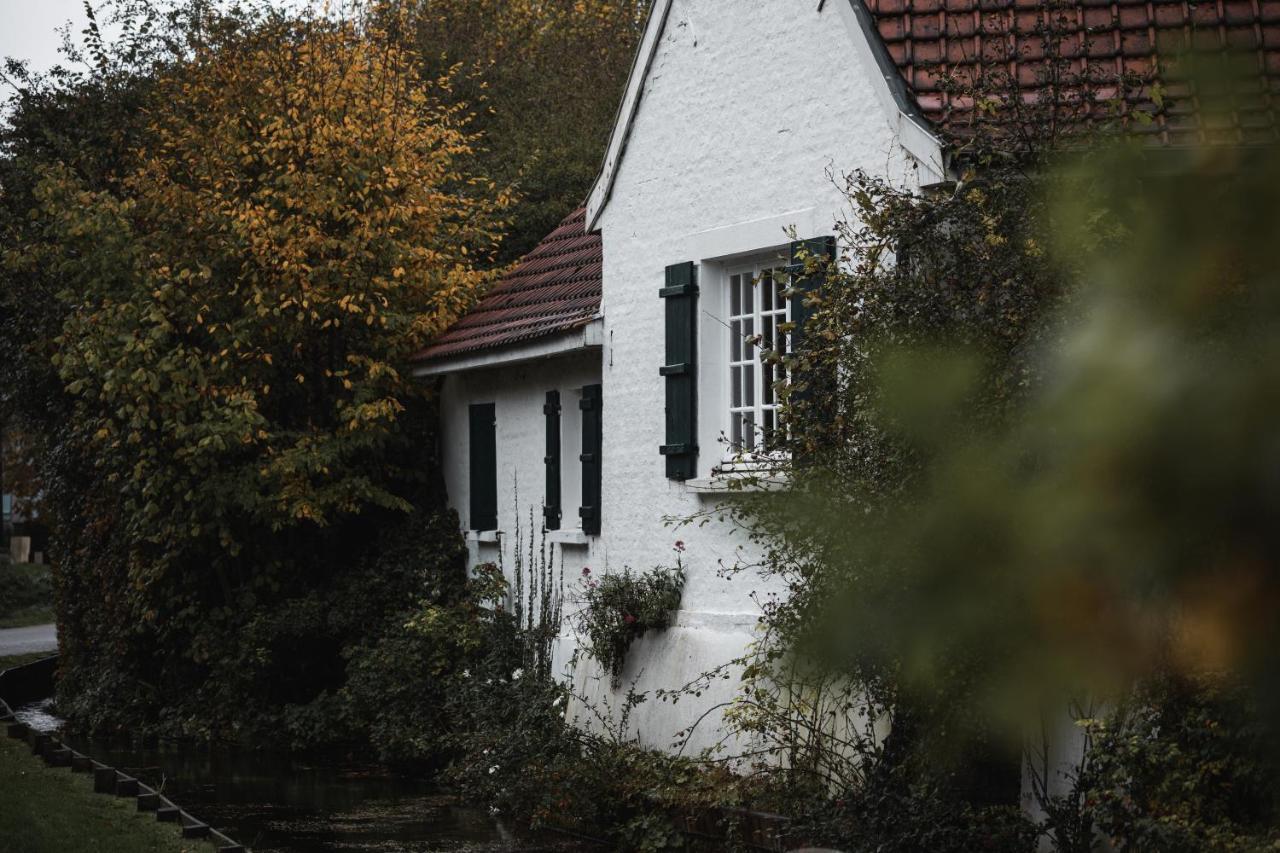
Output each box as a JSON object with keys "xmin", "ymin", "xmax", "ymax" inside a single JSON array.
[
  {"xmin": 573, "ymin": 551, "xmax": 684, "ymax": 686},
  {"xmin": 1085, "ymin": 672, "xmax": 1280, "ymax": 852},
  {"xmin": 340, "ymin": 562, "xmax": 499, "ymax": 766},
  {"xmin": 0, "ymin": 562, "xmax": 52, "ymax": 620}
]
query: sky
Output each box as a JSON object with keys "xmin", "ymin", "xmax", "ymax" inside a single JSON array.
[
  {"xmin": 0, "ymin": 1, "xmax": 300, "ymax": 81},
  {"xmin": 0, "ymin": 0, "xmax": 94, "ymax": 76}
]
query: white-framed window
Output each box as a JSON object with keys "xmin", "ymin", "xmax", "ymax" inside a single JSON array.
[{"xmin": 725, "ymin": 256, "xmax": 790, "ymax": 453}]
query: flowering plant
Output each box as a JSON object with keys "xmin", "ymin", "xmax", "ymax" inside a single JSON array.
[{"xmin": 573, "ymin": 545, "xmax": 686, "ymax": 686}]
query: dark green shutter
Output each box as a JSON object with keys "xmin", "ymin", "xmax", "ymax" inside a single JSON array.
[
  {"xmin": 543, "ymin": 390, "xmax": 562, "ymax": 531},
  {"xmin": 788, "ymin": 236, "xmax": 836, "ymax": 355},
  {"xmin": 578, "ymin": 384, "xmax": 603, "ymax": 535},
  {"xmin": 659, "ymin": 262, "xmax": 698, "ymax": 480},
  {"xmin": 468, "ymin": 403, "xmax": 497, "ymax": 531}
]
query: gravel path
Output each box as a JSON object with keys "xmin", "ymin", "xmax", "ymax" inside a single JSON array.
[{"xmin": 0, "ymin": 623, "xmax": 57, "ymax": 657}]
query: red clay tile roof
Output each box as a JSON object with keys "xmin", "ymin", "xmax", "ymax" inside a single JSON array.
[
  {"xmin": 413, "ymin": 206, "xmax": 601, "ymax": 363},
  {"xmin": 864, "ymin": 0, "xmax": 1280, "ymax": 147}
]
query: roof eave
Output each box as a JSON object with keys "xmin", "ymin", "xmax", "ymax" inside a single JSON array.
[
  {"xmin": 411, "ymin": 317, "xmax": 604, "ymax": 378},
  {"xmin": 835, "ymin": 0, "xmax": 950, "ymax": 183},
  {"xmin": 585, "ymin": 0, "xmax": 676, "ymax": 231}
]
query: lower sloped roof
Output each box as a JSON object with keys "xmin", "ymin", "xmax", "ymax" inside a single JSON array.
[{"xmin": 412, "ymin": 206, "xmax": 601, "ymax": 364}]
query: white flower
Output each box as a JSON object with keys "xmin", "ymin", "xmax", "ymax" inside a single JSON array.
[
  {"xmin": 511, "ymin": 668, "xmax": 524, "ymax": 681},
  {"xmin": 551, "ymin": 695, "xmax": 563, "ymax": 708},
  {"xmin": 488, "ymin": 765, "xmax": 499, "ymax": 775},
  {"xmin": 462, "ymin": 669, "xmax": 471, "ymax": 679}
]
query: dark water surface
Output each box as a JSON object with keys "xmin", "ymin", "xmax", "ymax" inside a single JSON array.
[{"xmin": 16, "ymin": 700, "xmax": 589, "ymax": 853}]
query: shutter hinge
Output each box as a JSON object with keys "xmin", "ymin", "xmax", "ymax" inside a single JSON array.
[
  {"xmin": 659, "ymin": 283, "xmax": 698, "ymax": 298},
  {"xmin": 659, "ymin": 362, "xmax": 692, "ymax": 376},
  {"xmin": 659, "ymin": 443, "xmax": 697, "ymax": 456}
]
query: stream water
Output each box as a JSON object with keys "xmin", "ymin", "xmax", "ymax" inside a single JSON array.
[{"xmin": 13, "ymin": 699, "xmax": 591, "ymax": 853}]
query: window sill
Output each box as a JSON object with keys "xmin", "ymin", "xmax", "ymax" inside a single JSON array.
[
  {"xmin": 466, "ymin": 530, "xmax": 502, "ymax": 544},
  {"xmin": 684, "ymin": 471, "xmax": 789, "ymax": 495},
  {"xmin": 546, "ymin": 529, "xmax": 591, "ymax": 547}
]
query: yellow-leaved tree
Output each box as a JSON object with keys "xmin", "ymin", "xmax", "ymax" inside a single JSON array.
[{"xmin": 17, "ymin": 3, "xmax": 509, "ymax": 582}]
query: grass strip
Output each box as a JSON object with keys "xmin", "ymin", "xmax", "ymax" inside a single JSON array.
[{"xmin": 0, "ymin": 734, "xmax": 217, "ymax": 853}]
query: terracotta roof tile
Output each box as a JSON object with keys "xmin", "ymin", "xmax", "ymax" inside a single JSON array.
[
  {"xmin": 864, "ymin": 0, "xmax": 1280, "ymax": 145},
  {"xmin": 412, "ymin": 207, "xmax": 601, "ymax": 364}
]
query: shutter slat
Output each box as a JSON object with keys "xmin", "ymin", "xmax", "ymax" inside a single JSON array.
[
  {"xmin": 579, "ymin": 384, "xmax": 603, "ymax": 535},
  {"xmin": 661, "ymin": 262, "xmax": 698, "ymax": 481},
  {"xmin": 544, "ymin": 390, "xmax": 561, "ymax": 531},
  {"xmin": 468, "ymin": 403, "xmax": 497, "ymax": 532}
]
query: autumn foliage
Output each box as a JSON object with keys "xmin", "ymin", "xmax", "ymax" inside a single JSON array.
[
  {"xmin": 0, "ymin": 2, "xmax": 507, "ymax": 738},
  {"xmin": 16, "ymin": 7, "xmax": 507, "ymax": 569}
]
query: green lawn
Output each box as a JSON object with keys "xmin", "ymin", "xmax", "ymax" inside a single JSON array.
[
  {"xmin": 0, "ymin": 735, "xmax": 217, "ymax": 853},
  {"xmin": 0, "ymin": 562, "xmax": 54, "ymax": 629}
]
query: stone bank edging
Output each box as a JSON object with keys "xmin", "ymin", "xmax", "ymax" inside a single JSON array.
[{"xmin": 0, "ymin": 655, "xmax": 250, "ymax": 853}]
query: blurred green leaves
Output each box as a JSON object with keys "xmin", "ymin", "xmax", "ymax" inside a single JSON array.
[{"xmin": 790, "ymin": 138, "xmax": 1280, "ymax": 732}]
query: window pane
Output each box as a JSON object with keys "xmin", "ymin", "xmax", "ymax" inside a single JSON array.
[
  {"xmin": 744, "ymin": 318, "xmax": 754, "ymax": 353},
  {"xmin": 730, "ymin": 274, "xmax": 741, "ymax": 316},
  {"xmin": 730, "ymin": 319, "xmax": 741, "ymax": 360},
  {"xmin": 775, "ymin": 271, "xmax": 787, "ymax": 310},
  {"xmin": 731, "ymin": 412, "xmax": 743, "ymax": 448},
  {"xmin": 763, "ymin": 314, "xmax": 774, "ymax": 352},
  {"xmin": 744, "ymin": 273, "xmax": 754, "ymax": 313},
  {"xmin": 731, "ymin": 365, "xmax": 741, "ymax": 407},
  {"xmin": 744, "ymin": 363, "xmax": 755, "ymax": 407},
  {"xmin": 743, "ymin": 412, "xmax": 756, "ymax": 446},
  {"xmin": 764, "ymin": 409, "xmax": 775, "ymax": 442},
  {"xmin": 763, "ymin": 362, "xmax": 774, "ymax": 404}
]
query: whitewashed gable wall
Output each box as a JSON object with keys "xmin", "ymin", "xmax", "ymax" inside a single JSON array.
[{"xmin": 586, "ymin": 0, "xmax": 924, "ymax": 752}]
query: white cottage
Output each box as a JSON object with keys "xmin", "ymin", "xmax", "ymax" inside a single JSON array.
[
  {"xmin": 412, "ymin": 0, "xmax": 945, "ymax": 752},
  {"xmin": 413, "ymin": 0, "xmax": 1273, "ymax": 759}
]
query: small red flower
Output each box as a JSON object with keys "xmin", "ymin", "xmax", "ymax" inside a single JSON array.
[
  {"xmin": 674, "ymin": 540, "xmax": 685, "ymax": 552},
  {"xmin": 581, "ymin": 566, "xmax": 591, "ymax": 576},
  {"xmin": 623, "ymin": 614, "xmax": 637, "ymax": 624}
]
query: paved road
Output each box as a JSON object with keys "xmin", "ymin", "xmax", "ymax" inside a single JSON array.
[{"xmin": 0, "ymin": 623, "xmax": 58, "ymax": 657}]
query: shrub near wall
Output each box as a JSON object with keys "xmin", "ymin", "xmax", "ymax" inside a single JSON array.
[{"xmin": 574, "ymin": 550, "xmax": 685, "ymax": 687}]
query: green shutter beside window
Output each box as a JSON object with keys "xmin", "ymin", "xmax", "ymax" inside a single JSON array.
[
  {"xmin": 788, "ymin": 236, "xmax": 836, "ymax": 355},
  {"xmin": 659, "ymin": 262, "xmax": 698, "ymax": 480},
  {"xmin": 544, "ymin": 390, "xmax": 562, "ymax": 531},
  {"xmin": 468, "ymin": 403, "xmax": 497, "ymax": 532},
  {"xmin": 579, "ymin": 385, "xmax": 603, "ymax": 535}
]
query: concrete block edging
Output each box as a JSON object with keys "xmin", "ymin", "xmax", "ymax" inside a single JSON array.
[{"xmin": 0, "ymin": 656, "xmax": 247, "ymax": 853}]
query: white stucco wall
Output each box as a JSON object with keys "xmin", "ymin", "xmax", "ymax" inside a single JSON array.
[{"xmin": 577, "ymin": 0, "xmax": 925, "ymax": 753}]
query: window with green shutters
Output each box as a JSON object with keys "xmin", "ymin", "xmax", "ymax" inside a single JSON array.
[
  {"xmin": 719, "ymin": 239, "xmax": 834, "ymax": 456},
  {"xmin": 544, "ymin": 390, "xmax": 562, "ymax": 531},
  {"xmin": 578, "ymin": 384, "xmax": 603, "ymax": 535},
  {"xmin": 660, "ymin": 262, "xmax": 698, "ymax": 480},
  {"xmin": 726, "ymin": 256, "xmax": 789, "ymax": 451},
  {"xmin": 468, "ymin": 402, "xmax": 497, "ymax": 532}
]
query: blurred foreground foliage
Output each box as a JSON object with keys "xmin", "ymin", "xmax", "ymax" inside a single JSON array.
[
  {"xmin": 710, "ymin": 56, "xmax": 1280, "ymax": 851},
  {"xmin": 788, "ymin": 141, "xmax": 1280, "ymax": 728}
]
